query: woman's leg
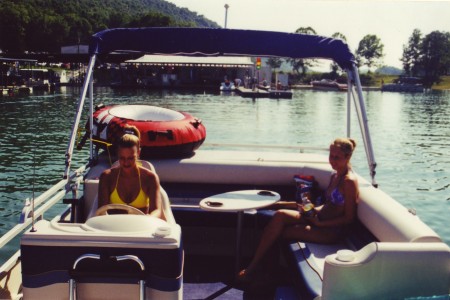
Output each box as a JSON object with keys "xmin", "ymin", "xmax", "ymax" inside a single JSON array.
[
  {"xmin": 244, "ymin": 209, "xmax": 302, "ymax": 275},
  {"xmin": 282, "ymin": 223, "xmax": 341, "ymax": 244}
]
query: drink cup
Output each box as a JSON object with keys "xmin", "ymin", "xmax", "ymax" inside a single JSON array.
[{"xmin": 301, "ymin": 203, "xmax": 315, "ymax": 217}]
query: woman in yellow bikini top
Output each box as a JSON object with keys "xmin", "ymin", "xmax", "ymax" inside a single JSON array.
[
  {"xmin": 97, "ymin": 125, "xmax": 162, "ymax": 218},
  {"xmin": 109, "ymin": 167, "xmax": 150, "ymax": 209}
]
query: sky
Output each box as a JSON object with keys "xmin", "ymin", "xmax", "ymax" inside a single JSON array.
[{"xmin": 166, "ymin": 0, "xmax": 450, "ymax": 69}]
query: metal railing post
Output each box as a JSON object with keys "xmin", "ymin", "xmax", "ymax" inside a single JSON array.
[{"xmin": 64, "ymin": 54, "xmax": 97, "ymax": 179}]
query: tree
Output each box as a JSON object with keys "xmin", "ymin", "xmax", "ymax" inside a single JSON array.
[
  {"xmin": 0, "ymin": 0, "xmax": 218, "ymax": 53},
  {"xmin": 330, "ymin": 32, "xmax": 347, "ymax": 75},
  {"xmin": 419, "ymin": 30, "xmax": 450, "ymax": 87},
  {"xmin": 267, "ymin": 57, "xmax": 283, "ymax": 70},
  {"xmin": 401, "ymin": 29, "xmax": 422, "ymax": 76},
  {"xmin": 24, "ymin": 13, "xmax": 70, "ymax": 52},
  {"xmin": 288, "ymin": 27, "xmax": 317, "ymax": 76},
  {"xmin": 108, "ymin": 12, "xmax": 131, "ymax": 28},
  {"xmin": 66, "ymin": 16, "xmax": 93, "ymax": 46},
  {"xmin": 0, "ymin": 3, "xmax": 30, "ymax": 52},
  {"xmin": 356, "ymin": 34, "xmax": 384, "ymax": 71},
  {"xmin": 128, "ymin": 12, "xmax": 174, "ymax": 27},
  {"xmin": 266, "ymin": 57, "xmax": 283, "ymax": 84}
]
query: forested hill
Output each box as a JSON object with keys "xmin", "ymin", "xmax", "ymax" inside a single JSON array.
[{"xmin": 0, "ymin": 0, "xmax": 219, "ymax": 53}]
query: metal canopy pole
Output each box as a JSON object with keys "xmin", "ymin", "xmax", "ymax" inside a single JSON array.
[
  {"xmin": 350, "ymin": 65, "xmax": 378, "ymax": 187},
  {"xmin": 64, "ymin": 54, "xmax": 97, "ymax": 179},
  {"xmin": 346, "ymin": 73, "xmax": 352, "ymax": 137},
  {"xmin": 89, "ymin": 69, "xmax": 94, "ymax": 162}
]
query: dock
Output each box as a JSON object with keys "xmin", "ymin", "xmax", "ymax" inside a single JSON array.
[
  {"xmin": 236, "ymin": 87, "xmax": 269, "ymax": 98},
  {"xmin": 291, "ymin": 84, "xmax": 381, "ymax": 91},
  {"xmin": 1, "ymin": 86, "xmax": 31, "ymax": 96}
]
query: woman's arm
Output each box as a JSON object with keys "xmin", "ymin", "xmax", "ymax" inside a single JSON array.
[
  {"xmin": 98, "ymin": 170, "xmax": 112, "ymax": 208},
  {"xmin": 268, "ymin": 201, "xmax": 298, "ymax": 210},
  {"xmin": 144, "ymin": 169, "xmax": 163, "ymax": 219}
]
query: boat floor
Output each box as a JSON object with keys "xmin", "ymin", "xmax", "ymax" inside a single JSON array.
[{"xmin": 183, "ymin": 254, "xmax": 295, "ymax": 300}]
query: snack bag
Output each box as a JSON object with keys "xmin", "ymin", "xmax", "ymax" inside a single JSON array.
[{"xmin": 294, "ymin": 175, "xmax": 315, "ymax": 203}]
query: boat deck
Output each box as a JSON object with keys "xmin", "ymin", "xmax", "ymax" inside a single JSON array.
[
  {"xmin": 173, "ymin": 206, "xmax": 300, "ymax": 300},
  {"xmin": 183, "ymin": 255, "xmax": 293, "ymax": 300}
]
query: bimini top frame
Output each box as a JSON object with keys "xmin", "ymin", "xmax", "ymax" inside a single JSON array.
[{"xmin": 64, "ymin": 27, "xmax": 377, "ymax": 186}]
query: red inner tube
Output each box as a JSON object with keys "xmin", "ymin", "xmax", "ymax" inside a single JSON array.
[{"xmin": 91, "ymin": 105, "xmax": 206, "ymax": 158}]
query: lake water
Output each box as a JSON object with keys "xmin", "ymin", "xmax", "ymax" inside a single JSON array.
[{"xmin": 1, "ymin": 87, "xmax": 449, "ymax": 253}]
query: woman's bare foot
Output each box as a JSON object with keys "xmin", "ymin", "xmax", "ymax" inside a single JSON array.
[{"xmin": 235, "ymin": 268, "xmax": 255, "ymax": 284}]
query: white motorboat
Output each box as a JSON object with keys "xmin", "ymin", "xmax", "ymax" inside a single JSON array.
[
  {"xmin": 0, "ymin": 28, "xmax": 448, "ymax": 300},
  {"xmin": 311, "ymin": 79, "xmax": 347, "ymax": 91},
  {"xmin": 220, "ymin": 80, "xmax": 236, "ymax": 91}
]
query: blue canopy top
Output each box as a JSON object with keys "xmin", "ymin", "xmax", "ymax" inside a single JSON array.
[{"xmin": 89, "ymin": 27, "xmax": 356, "ymax": 70}]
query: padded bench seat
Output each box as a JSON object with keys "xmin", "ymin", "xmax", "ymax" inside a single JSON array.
[
  {"xmin": 289, "ymin": 242, "xmax": 343, "ymax": 298},
  {"xmin": 286, "ymin": 219, "xmax": 377, "ymax": 299},
  {"xmin": 284, "ymin": 179, "xmax": 446, "ymax": 299}
]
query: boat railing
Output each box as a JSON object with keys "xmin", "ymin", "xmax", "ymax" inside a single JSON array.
[
  {"xmin": 0, "ymin": 165, "xmax": 86, "ymax": 298},
  {"xmin": 203, "ymin": 142, "xmax": 328, "ymax": 153},
  {"xmin": 0, "ymin": 164, "xmax": 87, "ymax": 251}
]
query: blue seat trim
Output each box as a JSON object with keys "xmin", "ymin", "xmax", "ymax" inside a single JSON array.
[
  {"xmin": 146, "ymin": 273, "xmax": 183, "ymax": 292},
  {"xmin": 274, "ymin": 286, "xmax": 300, "ymax": 300},
  {"xmin": 285, "ymin": 219, "xmax": 377, "ymax": 299},
  {"xmin": 23, "ymin": 270, "xmax": 70, "ymax": 288},
  {"xmin": 21, "ymin": 245, "xmax": 183, "ymax": 279},
  {"xmin": 23, "ymin": 271, "xmax": 182, "ymax": 292},
  {"xmin": 288, "ymin": 242, "xmax": 322, "ymax": 298}
]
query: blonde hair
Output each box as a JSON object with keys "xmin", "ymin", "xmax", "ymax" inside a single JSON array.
[
  {"xmin": 332, "ymin": 138, "xmax": 356, "ymax": 158},
  {"xmin": 118, "ymin": 125, "xmax": 140, "ymax": 149}
]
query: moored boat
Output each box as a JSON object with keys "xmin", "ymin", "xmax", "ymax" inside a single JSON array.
[
  {"xmin": 311, "ymin": 79, "xmax": 347, "ymax": 91},
  {"xmin": 220, "ymin": 80, "xmax": 236, "ymax": 91},
  {"xmin": 0, "ymin": 28, "xmax": 448, "ymax": 300},
  {"xmin": 381, "ymin": 76, "xmax": 424, "ymax": 92},
  {"xmin": 20, "ymin": 69, "xmax": 51, "ymax": 91}
]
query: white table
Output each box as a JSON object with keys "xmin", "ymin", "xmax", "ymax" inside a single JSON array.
[{"xmin": 199, "ymin": 190, "xmax": 280, "ymax": 273}]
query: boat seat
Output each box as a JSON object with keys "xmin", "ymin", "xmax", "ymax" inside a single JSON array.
[
  {"xmin": 84, "ymin": 160, "xmax": 176, "ymax": 224},
  {"xmin": 321, "ymin": 242, "xmax": 450, "ymax": 299},
  {"xmin": 286, "ymin": 220, "xmax": 373, "ymax": 298},
  {"xmin": 286, "ymin": 178, "xmax": 445, "ymax": 299}
]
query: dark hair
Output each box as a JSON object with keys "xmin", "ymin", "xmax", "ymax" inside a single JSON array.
[{"xmin": 117, "ymin": 125, "xmax": 140, "ymax": 149}]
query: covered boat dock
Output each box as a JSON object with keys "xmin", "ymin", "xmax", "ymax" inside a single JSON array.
[{"xmin": 110, "ymin": 55, "xmax": 255, "ymax": 89}]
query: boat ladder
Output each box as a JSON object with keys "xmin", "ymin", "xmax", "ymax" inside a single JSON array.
[{"xmin": 69, "ymin": 254, "xmax": 146, "ymax": 300}]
